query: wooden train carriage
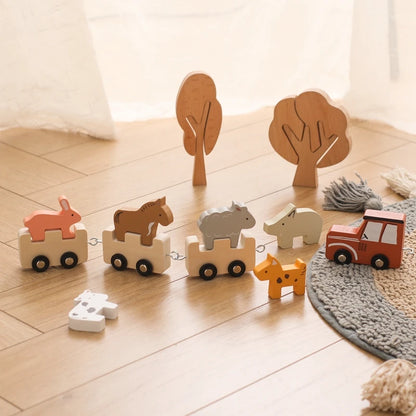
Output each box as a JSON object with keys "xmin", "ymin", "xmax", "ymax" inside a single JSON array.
[
  {"xmin": 185, "ymin": 232, "xmax": 256, "ymax": 280},
  {"xmin": 18, "ymin": 223, "xmax": 88, "ymax": 272},
  {"xmin": 102, "ymin": 227, "xmax": 171, "ymax": 276}
]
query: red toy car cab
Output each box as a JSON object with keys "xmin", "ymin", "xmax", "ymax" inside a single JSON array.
[{"xmin": 325, "ymin": 209, "xmax": 406, "ymax": 269}]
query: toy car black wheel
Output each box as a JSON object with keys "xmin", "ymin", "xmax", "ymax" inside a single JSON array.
[
  {"xmin": 371, "ymin": 254, "xmax": 389, "ymax": 270},
  {"xmin": 199, "ymin": 263, "xmax": 218, "ymax": 281},
  {"xmin": 111, "ymin": 253, "xmax": 128, "ymax": 271},
  {"xmin": 32, "ymin": 255, "xmax": 50, "ymax": 273},
  {"xmin": 136, "ymin": 259, "xmax": 153, "ymax": 276},
  {"xmin": 60, "ymin": 251, "xmax": 78, "ymax": 269},
  {"xmin": 228, "ymin": 260, "xmax": 246, "ymax": 277},
  {"xmin": 334, "ymin": 249, "xmax": 352, "ymax": 265}
]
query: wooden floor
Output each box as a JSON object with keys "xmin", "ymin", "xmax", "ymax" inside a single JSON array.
[{"xmin": 0, "ymin": 108, "xmax": 414, "ymax": 415}]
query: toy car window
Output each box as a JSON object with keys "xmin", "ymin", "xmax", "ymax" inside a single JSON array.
[
  {"xmin": 361, "ymin": 221, "xmax": 383, "ymax": 242},
  {"xmin": 381, "ymin": 224, "xmax": 398, "ymax": 244}
]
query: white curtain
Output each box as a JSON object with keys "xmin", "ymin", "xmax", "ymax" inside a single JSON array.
[
  {"xmin": 344, "ymin": 0, "xmax": 416, "ymax": 134},
  {"xmin": 84, "ymin": 0, "xmax": 353, "ymax": 121},
  {"xmin": 0, "ymin": 0, "xmax": 415, "ymax": 139},
  {"xmin": 0, "ymin": 0, "xmax": 115, "ymax": 139}
]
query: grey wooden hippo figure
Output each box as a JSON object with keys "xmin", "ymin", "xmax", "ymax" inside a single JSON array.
[
  {"xmin": 198, "ymin": 201, "xmax": 256, "ymax": 250},
  {"xmin": 264, "ymin": 203, "xmax": 322, "ymax": 249}
]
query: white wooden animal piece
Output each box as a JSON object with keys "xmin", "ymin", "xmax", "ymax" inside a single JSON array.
[
  {"xmin": 198, "ymin": 201, "xmax": 256, "ymax": 250},
  {"xmin": 264, "ymin": 203, "xmax": 322, "ymax": 249},
  {"xmin": 68, "ymin": 290, "xmax": 118, "ymax": 332}
]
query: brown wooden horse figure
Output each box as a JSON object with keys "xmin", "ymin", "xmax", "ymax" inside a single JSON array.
[
  {"xmin": 253, "ymin": 254, "xmax": 306, "ymax": 299},
  {"xmin": 113, "ymin": 197, "xmax": 173, "ymax": 246}
]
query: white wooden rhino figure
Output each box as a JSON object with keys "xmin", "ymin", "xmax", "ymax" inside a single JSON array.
[
  {"xmin": 198, "ymin": 201, "xmax": 256, "ymax": 250},
  {"xmin": 264, "ymin": 203, "xmax": 322, "ymax": 249}
]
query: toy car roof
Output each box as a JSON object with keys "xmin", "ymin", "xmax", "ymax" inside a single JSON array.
[{"xmin": 363, "ymin": 209, "xmax": 405, "ymax": 224}]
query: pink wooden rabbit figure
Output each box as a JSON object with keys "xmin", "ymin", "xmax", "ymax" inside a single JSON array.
[{"xmin": 24, "ymin": 195, "xmax": 81, "ymax": 242}]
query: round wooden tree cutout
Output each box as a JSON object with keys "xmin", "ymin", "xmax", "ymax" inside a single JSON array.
[
  {"xmin": 176, "ymin": 72, "xmax": 222, "ymax": 186},
  {"xmin": 269, "ymin": 90, "xmax": 351, "ymax": 188}
]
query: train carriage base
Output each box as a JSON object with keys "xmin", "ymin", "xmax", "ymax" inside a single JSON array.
[
  {"xmin": 185, "ymin": 232, "xmax": 256, "ymax": 280},
  {"xmin": 102, "ymin": 227, "xmax": 171, "ymax": 276},
  {"xmin": 18, "ymin": 223, "xmax": 88, "ymax": 272}
]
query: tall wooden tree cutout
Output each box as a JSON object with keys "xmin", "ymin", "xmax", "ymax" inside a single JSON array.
[
  {"xmin": 269, "ymin": 90, "xmax": 351, "ymax": 188},
  {"xmin": 176, "ymin": 72, "xmax": 222, "ymax": 186}
]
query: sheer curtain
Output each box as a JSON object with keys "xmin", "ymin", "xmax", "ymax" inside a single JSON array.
[
  {"xmin": 344, "ymin": 0, "xmax": 416, "ymax": 134},
  {"xmin": 84, "ymin": 0, "xmax": 353, "ymax": 121},
  {"xmin": 0, "ymin": 0, "xmax": 415, "ymax": 139},
  {"xmin": 0, "ymin": 0, "xmax": 115, "ymax": 139}
]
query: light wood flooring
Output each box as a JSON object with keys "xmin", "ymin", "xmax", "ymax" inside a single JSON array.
[{"xmin": 0, "ymin": 109, "xmax": 414, "ymax": 415}]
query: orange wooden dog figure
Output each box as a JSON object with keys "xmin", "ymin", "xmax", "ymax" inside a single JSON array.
[
  {"xmin": 23, "ymin": 195, "xmax": 81, "ymax": 242},
  {"xmin": 113, "ymin": 197, "xmax": 173, "ymax": 246},
  {"xmin": 253, "ymin": 254, "xmax": 306, "ymax": 299}
]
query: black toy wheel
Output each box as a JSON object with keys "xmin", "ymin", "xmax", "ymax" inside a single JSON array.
[
  {"xmin": 32, "ymin": 255, "xmax": 50, "ymax": 273},
  {"xmin": 334, "ymin": 249, "xmax": 352, "ymax": 265},
  {"xmin": 111, "ymin": 253, "xmax": 128, "ymax": 271},
  {"xmin": 371, "ymin": 254, "xmax": 389, "ymax": 270},
  {"xmin": 199, "ymin": 263, "xmax": 217, "ymax": 281},
  {"xmin": 228, "ymin": 260, "xmax": 246, "ymax": 277},
  {"xmin": 136, "ymin": 259, "xmax": 153, "ymax": 276},
  {"xmin": 60, "ymin": 251, "xmax": 78, "ymax": 269}
]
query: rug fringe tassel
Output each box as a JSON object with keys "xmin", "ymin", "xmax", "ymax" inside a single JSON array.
[
  {"xmin": 322, "ymin": 173, "xmax": 383, "ymax": 212},
  {"xmin": 381, "ymin": 168, "xmax": 416, "ymax": 199},
  {"xmin": 362, "ymin": 359, "xmax": 416, "ymax": 414}
]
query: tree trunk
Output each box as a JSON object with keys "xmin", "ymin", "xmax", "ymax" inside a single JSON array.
[
  {"xmin": 292, "ymin": 158, "xmax": 318, "ymax": 187},
  {"xmin": 193, "ymin": 134, "xmax": 206, "ymax": 186}
]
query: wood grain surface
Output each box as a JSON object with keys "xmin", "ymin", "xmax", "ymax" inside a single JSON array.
[{"xmin": 0, "ymin": 108, "xmax": 414, "ymax": 415}]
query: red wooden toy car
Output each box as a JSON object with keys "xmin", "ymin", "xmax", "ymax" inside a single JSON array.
[{"xmin": 325, "ymin": 209, "xmax": 406, "ymax": 269}]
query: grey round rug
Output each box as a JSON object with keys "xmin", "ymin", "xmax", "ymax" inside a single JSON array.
[{"xmin": 307, "ymin": 198, "xmax": 416, "ymax": 363}]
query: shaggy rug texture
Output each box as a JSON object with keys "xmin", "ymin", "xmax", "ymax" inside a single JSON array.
[{"xmin": 307, "ymin": 198, "xmax": 416, "ymax": 363}]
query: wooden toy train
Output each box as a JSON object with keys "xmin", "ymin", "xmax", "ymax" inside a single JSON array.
[
  {"xmin": 18, "ymin": 197, "xmax": 405, "ymax": 290},
  {"xmin": 19, "ymin": 196, "xmax": 174, "ymax": 276},
  {"xmin": 18, "ymin": 197, "xmax": 261, "ymax": 280}
]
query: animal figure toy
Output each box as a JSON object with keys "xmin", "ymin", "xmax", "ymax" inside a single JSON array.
[
  {"xmin": 104, "ymin": 197, "xmax": 173, "ymax": 276},
  {"xmin": 68, "ymin": 290, "xmax": 118, "ymax": 332},
  {"xmin": 23, "ymin": 195, "xmax": 81, "ymax": 242},
  {"xmin": 113, "ymin": 197, "xmax": 173, "ymax": 245},
  {"xmin": 253, "ymin": 254, "xmax": 306, "ymax": 299},
  {"xmin": 19, "ymin": 195, "xmax": 87, "ymax": 272},
  {"xmin": 264, "ymin": 203, "xmax": 322, "ymax": 249},
  {"xmin": 198, "ymin": 201, "xmax": 256, "ymax": 250}
]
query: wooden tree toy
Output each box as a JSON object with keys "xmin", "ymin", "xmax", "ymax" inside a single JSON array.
[
  {"xmin": 176, "ymin": 72, "xmax": 222, "ymax": 186},
  {"xmin": 264, "ymin": 203, "xmax": 322, "ymax": 249},
  {"xmin": 113, "ymin": 197, "xmax": 173, "ymax": 245},
  {"xmin": 253, "ymin": 254, "xmax": 306, "ymax": 299},
  {"xmin": 269, "ymin": 90, "xmax": 351, "ymax": 187}
]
